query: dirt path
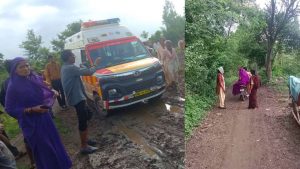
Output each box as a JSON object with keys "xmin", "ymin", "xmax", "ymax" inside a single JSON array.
[
  {"xmin": 14, "ymin": 88, "xmax": 184, "ymax": 169},
  {"xmin": 186, "ymin": 86, "xmax": 300, "ymax": 169}
]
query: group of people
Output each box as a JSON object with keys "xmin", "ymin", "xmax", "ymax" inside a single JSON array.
[
  {"xmin": 154, "ymin": 37, "xmax": 185, "ymax": 92},
  {"xmin": 0, "ymin": 38, "xmax": 185, "ymax": 168},
  {"xmin": 0, "ymin": 50, "xmax": 101, "ymax": 169},
  {"xmin": 216, "ymin": 66, "xmax": 261, "ymax": 109}
]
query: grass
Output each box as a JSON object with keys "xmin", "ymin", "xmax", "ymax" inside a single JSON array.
[
  {"xmin": 185, "ymin": 75, "xmax": 237, "ymax": 138},
  {"xmin": 0, "ymin": 111, "xmax": 20, "ymax": 139},
  {"xmin": 185, "ymin": 93, "xmax": 215, "ymax": 138},
  {"xmin": 16, "ymin": 163, "xmax": 31, "ymax": 169},
  {"xmin": 53, "ymin": 117, "xmax": 71, "ymax": 136},
  {"xmin": 0, "ymin": 109, "xmax": 71, "ymax": 139},
  {"xmin": 268, "ymin": 77, "xmax": 289, "ymax": 95}
]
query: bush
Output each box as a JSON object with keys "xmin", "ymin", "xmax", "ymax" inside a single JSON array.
[
  {"xmin": 0, "ymin": 112, "xmax": 20, "ymax": 139},
  {"xmin": 185, "ymin": 92, "xmax": 215, "ymax": 137}
]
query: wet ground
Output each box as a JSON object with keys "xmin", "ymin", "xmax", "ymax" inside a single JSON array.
[{"xmin": 14, "ymin": 87, "xmax": 185, "ymax": 169}]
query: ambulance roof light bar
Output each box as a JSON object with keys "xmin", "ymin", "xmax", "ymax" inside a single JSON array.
[{"xmin": 81, "ymin": 18, "xmax": 120, "ymax": 29}]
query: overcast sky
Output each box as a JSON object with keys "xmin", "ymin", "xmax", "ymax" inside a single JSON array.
[{"xmin": 0, "ymin": 0, "xmax": 184, "ymax": 59}]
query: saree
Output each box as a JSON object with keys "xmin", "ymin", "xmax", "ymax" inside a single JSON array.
[
  {"xmin": 232, "ymin": 68, "xmax": 250, "ymax": 95},
  {"xmin": 163, "ymin": 48, "xmax": 179, "ymax": 86},
  {"xmin": 248, "ymin": 75, "xmax": 260, "ymax": 109},
  {"xmin": 5, "ymin": 57, "xmax": 71, "ymax": 169}
]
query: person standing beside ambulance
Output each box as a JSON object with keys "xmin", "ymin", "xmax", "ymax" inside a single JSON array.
[{"xmin": 60, "ymin": 50, "xmax": 101, "ymax": 154}]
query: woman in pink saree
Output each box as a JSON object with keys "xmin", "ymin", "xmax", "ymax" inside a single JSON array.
[{"xmin": 232, "ymin": 67, "xmax": 250, "ymax": 95}]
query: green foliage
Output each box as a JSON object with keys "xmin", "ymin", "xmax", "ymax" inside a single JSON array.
[
  {"xmin": 185, "ymin": 93, "xmax": 215, "ymax": 137},
  {"xmin": 19, "ymin": 29, "xmax": 42, "ymax": 59},
  {"xmin": 53, "ymin": 117, "xmax": 71, "ymax": 135},
  {"xmin": 140, "ymin": 31, "xmax": 149, "ymax": 40},
  {"xmin": 0, "ymin": 112, "xmax": 20, "ymax": 139},
  {"xmin": 147, "ymin": 0, "xmax": 184, "ymax": 43},
  {"xmin": 185, "ymin": 0, "xmax": 259, "ymax": 136},
  {"xmin": 19, "ymin": 30, "xmax": 50, "ymax": 71},
  {"xmin": 235, "ymin": 8, "xmax": 267, "ymax": 67},
  {"xmin": 161, "ymin": 0, "xmax": 185, "ymax": 43},
  {"xmin": 51, "ymin": 21, "xmax": 82, "ymax": 52},
  {"xmin": 149, "ymin": 30, "xmax": 163, "ymax": 43},
  {"xmin": 273, "ymin": 53, "xmax": 300, "ymax": 77}
]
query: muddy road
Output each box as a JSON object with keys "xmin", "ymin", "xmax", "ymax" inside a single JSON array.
[
  {"xmin": 50, "ymin": 88, "xmax": 185, "ymax": 169},
  {"xmin": 65, "ymin": 89, "xmax": 185, "ymax": 169},
  {"xmin": 14, "ymin": 88, "xmax": 184, "ymax": 169},
  {"xmin": 14, "ymin": 84, "xmax": 184, "ymax": 169},
  {"xmin": 186, "ymin": 86, "xmax": 300, "ymax": 169}
]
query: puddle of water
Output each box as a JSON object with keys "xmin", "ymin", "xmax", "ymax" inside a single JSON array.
[
  {"xmin": 116, "ymin": 123, "xmax": 156, "ymax": 157},
  {"xmin": 165, "ymin": 104, "xmax": 183, "ymax": 113},
  {"xmin": 137, "ymin": 112, "xmax": 157, "ymax": 124}
]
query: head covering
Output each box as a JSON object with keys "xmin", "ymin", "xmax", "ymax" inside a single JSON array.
[
  {"xmin": 218, "ymin": 67, "xmax": 224, "ymax": 74},
  {"xmin": 8, "ymin": 57, "xmax": 54, "ymax": 107}
]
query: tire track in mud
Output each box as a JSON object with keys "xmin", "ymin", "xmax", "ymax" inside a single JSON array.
[{"xmin": 71, "ymin": 90, "xmax": 185, "ymax": 169}]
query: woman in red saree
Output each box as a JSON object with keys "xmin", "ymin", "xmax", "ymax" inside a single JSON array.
[{"xmin": 248, "ymin": 69, "xmax": 260, "ymax": 109}]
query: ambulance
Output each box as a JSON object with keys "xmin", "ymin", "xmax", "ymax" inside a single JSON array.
[{"xmin": 64, "ymin": 18, "xmax": 166, "ymax": 115}]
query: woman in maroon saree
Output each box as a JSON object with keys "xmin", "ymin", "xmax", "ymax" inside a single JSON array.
[
  {"xmin": 248, "ymin": 70, "xmax": 260, "ymax": 109},
  {"xmin": 5, "ymin": 57, "xmax": 71, "ymax": 169}
]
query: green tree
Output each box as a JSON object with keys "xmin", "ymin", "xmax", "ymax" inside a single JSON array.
[
  {"xmin": 140, "ymin": 31, "xmax": 149, "ymax": 40},
  {"xmin": 20, "ymin": 29, "xmax": 42, "ymax": 60},
  {"xmin": 149, "ymin": 30, "xmax": 163, "ymax": 43},
  {"xmin": 264, "ymin": 0, "xmax": 300, "ymax": 81},
  {"xmin": 0, "ymin": 53, "xmax": 5, "ymax": 71},
  {"xmin": 19, "ymin": 30, "xmax": 50, "ymax": 71},
  {"xmin": 51, "ymin": 20, "xmax": 82, "ymax": 52},
  {"xmin": 234, "ymin": 7, "xmax": 267, "ymax": 67},
  {"xmin": 162, "ymin": 0, "xmax": 185, "ymax": 44}
]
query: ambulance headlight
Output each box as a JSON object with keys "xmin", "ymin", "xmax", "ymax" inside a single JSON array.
[
  {"xmin": 156, "ymin": 75, "xmax": 163, "ymax": 83},
  {"xmin": 108, "ymin": 89, "xmax": 117, "ymax": 96}
]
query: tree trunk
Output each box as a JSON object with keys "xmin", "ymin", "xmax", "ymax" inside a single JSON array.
[{"xmin": 265, "ymin": 43, "xmax": 273, "ymax": 82}]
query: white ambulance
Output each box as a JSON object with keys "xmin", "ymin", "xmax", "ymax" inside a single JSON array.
[{"xmin": 64, "ymin": 18, "xmax": 166, "ymax": 115}]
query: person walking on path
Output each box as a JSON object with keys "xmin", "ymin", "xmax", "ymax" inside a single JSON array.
[
  {"xmin": 216, "ymin": 67, "xmax": 226, "ymax": 109},
  {"xmin": 60, "ymin": 50, "xmax": 101, "ymax": 154},
  {"xmin": 5, "ymin": 57, "xmax": 72, "ymax": 169},
  {"xmin": 44, "ymin": 55, "xmax": 68, "ymax": 110},
  {"xmin": 248, "ymin": 69, "xmax": 260, "ymax": 109}
]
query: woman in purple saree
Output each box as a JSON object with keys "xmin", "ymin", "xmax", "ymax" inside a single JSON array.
[
  {"xmin": 5, "ymin": 57, "xmax": 71, "ymax": 169},
  {"xmin": 232, "ymin": 67, "xmax": 250, "ymax": 95}
]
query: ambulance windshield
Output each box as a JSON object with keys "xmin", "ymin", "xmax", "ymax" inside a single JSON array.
[{"xmin": 89, "ymin": 40, "xmax": 149, "ymax": 69}]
